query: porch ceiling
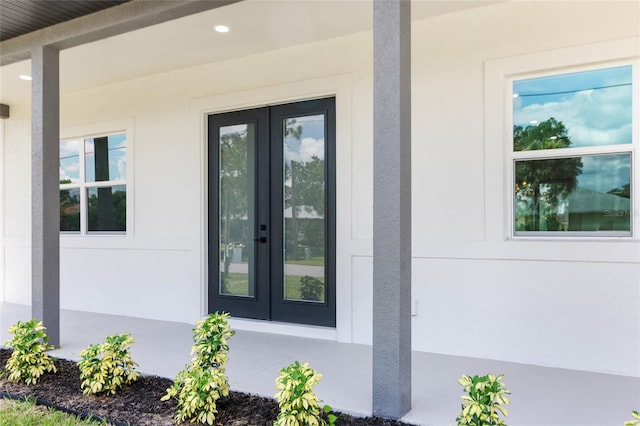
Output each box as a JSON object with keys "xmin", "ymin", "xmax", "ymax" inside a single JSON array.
[
  {"xmin": 0, "ymin": 0, "xmax": 130, "ymax": 42},
  {"xmin": 0, "ymin": 0, "xmax": 502, "ymax": 104}
]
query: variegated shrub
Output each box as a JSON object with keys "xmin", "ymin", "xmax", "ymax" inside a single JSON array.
[
  {"xmin": 274, "ymin": 361, "xmax": 336, "ymax": 426},
  {"xmin": 4, "ymin": 319, "xmax": 57, "ymax": 385},
  {"xmin": 77, "ymin": 333, "xmax": 139, "ymax": 395},
  {"xmin": 161, "ymin": 311, "xmax": 235, "ymax": 425},
  {"xmin": 456, "ymin": 374, "xmax": 510, "ymax": 426}
]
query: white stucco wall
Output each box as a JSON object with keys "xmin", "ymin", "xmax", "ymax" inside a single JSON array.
[{"xmin": 1, "ymin": 1, "xmax": 638, "ymax": 376}]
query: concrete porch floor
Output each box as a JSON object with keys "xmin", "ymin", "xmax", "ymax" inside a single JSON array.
[{"xmin": 0, "ymin": 303, "xmax": 637, "ymax": 426}]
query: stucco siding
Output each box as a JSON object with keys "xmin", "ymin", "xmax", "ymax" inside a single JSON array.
[{"xmin": 1, "ymin": 1, "xmax": 638, "ymax": 376}]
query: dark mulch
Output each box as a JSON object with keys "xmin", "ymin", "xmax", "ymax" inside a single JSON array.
[{"xmin": 0, "ymin": 349, "xmax": 410, "ymax": 426}]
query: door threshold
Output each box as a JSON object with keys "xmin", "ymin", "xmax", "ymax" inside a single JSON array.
[{"xmin": 228, "ymin": 317, "xmax": 338, "ymax": 341}]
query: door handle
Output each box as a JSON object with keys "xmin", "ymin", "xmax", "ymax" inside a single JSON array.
[{"xmin": 253, "ymin": 236, "xmax": 267, "ymax": 243}]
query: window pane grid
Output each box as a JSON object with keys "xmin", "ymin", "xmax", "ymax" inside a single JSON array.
[
  {"xmin": 59, "ymin": 132, "xmax": 127, "ymax": 234},
  {"xmin": 511, "ymin": 64, "xmax": 634, "ymax": 237}
]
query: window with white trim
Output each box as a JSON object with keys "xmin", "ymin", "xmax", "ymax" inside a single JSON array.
[
  {"xmin": 511, "ymin": 64, "xmax": 634, "ymax": 236},
  {"xmin": 59, "ymin": 133, "xmax": 127, "ymax": 234}
]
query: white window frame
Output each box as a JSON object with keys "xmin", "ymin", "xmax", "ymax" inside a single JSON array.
[
  {"xmin": 485, "ymin": 37, "xmax": 640, "ymax": 242},
  {"xmin": 60, "ymin": 120, "xmax": 133, "ymax": 237},
  {"xmin": 509, "ymin": 61, "xmax": 636, "ymax": 238}
]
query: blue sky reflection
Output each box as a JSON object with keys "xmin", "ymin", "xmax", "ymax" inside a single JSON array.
[
  {"xmin": 513, "ymin": 65, "xmax": 632, "ymax": 194},
  {"xmin": 513, "ymin": 65, "xmax": 632, "ymax": 147},
  {"xmin": 284, "ymin": 114, "xmax": 325, "ymax": 165}
]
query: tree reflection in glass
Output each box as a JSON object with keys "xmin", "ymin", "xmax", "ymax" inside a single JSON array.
[
  {"xmin": 283, "ymin": 116, "xmax": 326, "ymax": 302},
  {"xmin": 219, "ymin": 124, "xmax": 253, "ymax": 297},
  {"xmin": 513, "ymin": 65, "xmax": 632, "ymax": 234}
]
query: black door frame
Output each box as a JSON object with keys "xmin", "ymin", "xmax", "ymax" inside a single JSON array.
[
  {"xmin": 207, "ymin": 97, "xmax": 336, "ymax": 327},
  {"xmin": 207, "ymin": 107, "xmax": 270, "ymax": 320}
]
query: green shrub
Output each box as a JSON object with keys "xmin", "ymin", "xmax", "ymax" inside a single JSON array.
[
  {"xmin": 456, "ymin": 374, "xmax": 510, "ymax": 426},
  {"xmin": 3, "ymin": 319, "xmax": 57, "ymax": 385},
  {"xmin": 274, "ymin": 361, "xmax": 336, "ymax": 426},
  {"xmin": 161, "ymin": 312, "xmax": 235, "ymax": 425},
  {"xmin": 300, "ymin": 276, "xmax": 323, "ymax": 301},
  {"xmin": 162, "ymin": 365, "xmax": 230, "ymax": 425},
  {"xmin": 189, "ymin": 311, "xmax": 235, "ymax": 370},
  {"xmin": 625, "ymin": 411, "xmax": 640, "ymax": 426},
  {"xmin": 77, "ymin": 333, "xmax": 139, "ymax": 395}
]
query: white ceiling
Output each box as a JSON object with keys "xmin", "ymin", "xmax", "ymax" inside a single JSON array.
[{"xmin": 0, "ymin": 0, "xmax": 501, "ymax": 104}]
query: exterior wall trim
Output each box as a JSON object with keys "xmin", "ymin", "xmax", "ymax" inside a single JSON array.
[
  {"xmin": 484, "ymin": 36, "xmax": 640, "ymax": 262},
  {"xmin": 190, "ymin": 73, "xmax": 354, "ymax": 342}
]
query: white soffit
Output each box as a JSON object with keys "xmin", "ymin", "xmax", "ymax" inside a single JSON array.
[{"xmin": 0, "ymin": 0, "xmax": 502, "ymax": 103}]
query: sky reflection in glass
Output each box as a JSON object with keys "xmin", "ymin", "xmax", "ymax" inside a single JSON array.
[{"xmin": 513, "ymin": 65, "xmax": 632, "ymax": 148}]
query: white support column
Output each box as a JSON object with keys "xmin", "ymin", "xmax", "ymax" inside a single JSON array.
[
  {"xmin": 31, "ymin": 45, "xmax": 60, "ymax": 347},
  {"xmin": 372, "ymin": 0, "xmax": 412, "ymax": 419}
]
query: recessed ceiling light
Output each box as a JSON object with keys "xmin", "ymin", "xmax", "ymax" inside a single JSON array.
[
  {"xmin": 19, "ymin": 75, "xmax": 32, "ymax": 81},
  {"xmin": 214, "ymin": 25, "xmax": 229, "ymax": 33}
]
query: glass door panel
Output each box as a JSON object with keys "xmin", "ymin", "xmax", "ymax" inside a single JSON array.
[
  {"xmin": 269, "ymin": 97, "xmax": 335, "ymax": 327},
  {"xmin": 209, "ymin": 106, "xmax": 269, "ymax": 321},
  {"xmin": 219, "ymin": 124, "xmax": 255, "ymax": 298},
  {"xmin": 282, "ymin": 115, "xmax": 326, "ymax": 303}
]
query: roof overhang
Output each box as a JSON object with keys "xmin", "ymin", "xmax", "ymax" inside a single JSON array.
[{"xmin": 0, "ymin": 0, "xmax": 242, "ymax": 66}]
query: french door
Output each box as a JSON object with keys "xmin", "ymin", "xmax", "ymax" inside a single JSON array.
[{"xmin": 208, "ymin": 98, "xmax": 336, "ymax": 327}]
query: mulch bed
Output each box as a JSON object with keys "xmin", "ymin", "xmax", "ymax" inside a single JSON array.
[{"xmin": 0, "ymin": 349, "xmax": 411, "ymax": 425}]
